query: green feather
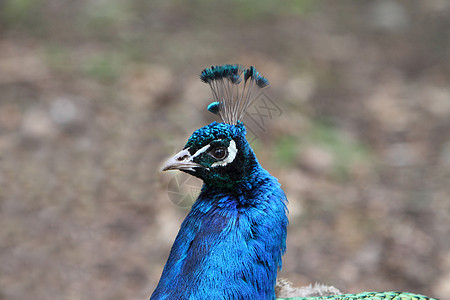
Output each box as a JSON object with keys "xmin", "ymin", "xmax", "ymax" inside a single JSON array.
[{"xmin": 277, "ymin": 291, "xmax": 438, "ymax": 300}]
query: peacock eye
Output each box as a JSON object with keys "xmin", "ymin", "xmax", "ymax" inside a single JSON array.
[{"xmin": 209, "ymin": 147, "xmax": 228, "ymax": 160}]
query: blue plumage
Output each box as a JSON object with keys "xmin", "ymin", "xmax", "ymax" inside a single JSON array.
[{"xmin": 152, "ymin": 65, "xmax": 288, "ymax": 299}]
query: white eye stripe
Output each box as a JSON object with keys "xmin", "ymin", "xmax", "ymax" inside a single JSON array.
[
  {"xmin": 190, "ymin": 139, "xmax": 238, "ymax": 168},
  {"xmin": 192, "ymin": 144, "xmax": 211, "ymax": 158},
  {"xmin": 211, "ymin": 140, "xmax": 237, "ymax": 168}
]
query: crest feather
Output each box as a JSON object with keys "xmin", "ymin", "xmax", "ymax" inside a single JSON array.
[{"xmin": 200, "ymin": 64, "xmax": 270, "ymax": 124}]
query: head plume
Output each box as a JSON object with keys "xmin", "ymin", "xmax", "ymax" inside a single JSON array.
[{"xmin": 200, "ymin": 64, "xmax": 270, "ymax": 125}]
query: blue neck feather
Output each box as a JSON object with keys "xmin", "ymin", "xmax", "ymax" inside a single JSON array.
[{"xmin": 151, "ymin": 143, "xmax": 288, "ymax": 300}]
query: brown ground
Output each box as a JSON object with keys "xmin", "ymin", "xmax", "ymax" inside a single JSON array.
[{"xmin": 0, "ymin": 1, "xmax": 449, "ymax": 299}]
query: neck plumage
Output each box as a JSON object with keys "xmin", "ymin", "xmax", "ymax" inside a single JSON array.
[{"xmin": 151, "ymin": 164, "xmax": 288, "ymax": 300}]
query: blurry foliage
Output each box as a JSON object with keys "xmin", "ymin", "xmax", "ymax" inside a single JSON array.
[
  {"xmin": 274, "ymin": 135, "xmax": 298, "ymax": 166},
  {"xmin": 307, "ymin": 120, "xmax": 372, "ymax": 180},
  {"xmin": 82, "ymin": 0, "xmax": 132, "ymax": 29},
  {"xmin": 1, "ymin": 0, "xmax": 44, "ymax": 31},
  {"xmin": 273, "ymin": 120, "xmax": 372, "ymax": 180},
  {"xmin": 44, "ymin": 44, "xmax": 71, "ymax": 73},
  {"xmin": 81, "ymin": 52, "xmax": 127, "ymax": 82},
  {"xmin": 230, "ymin": 0, "xmax": 317, "ymax": 20}
]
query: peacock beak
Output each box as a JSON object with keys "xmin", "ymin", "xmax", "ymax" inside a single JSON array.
[{"xmin": 161, "ymin": 148, "xmax": 202, "ymax": 172}]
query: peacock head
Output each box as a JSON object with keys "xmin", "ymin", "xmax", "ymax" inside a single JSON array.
[
  {"xmin": 161, "ymin": 121, "xmax": 255, "ymax": 188},
  {"xmin": 161, "ymin": 64, "xmax": 269, "ymax": 189}
]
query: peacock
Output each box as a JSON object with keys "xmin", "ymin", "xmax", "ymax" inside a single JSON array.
[{"xmin": 151, "ymin": 64, "xmax": 437, "ymax": 300}]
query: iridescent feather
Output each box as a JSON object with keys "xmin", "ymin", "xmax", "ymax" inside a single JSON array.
[{"xmin": 277, "ymin": 291, "xmax": 437, "ymax": 300}]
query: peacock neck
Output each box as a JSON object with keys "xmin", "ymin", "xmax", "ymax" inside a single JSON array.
[{"xmin": 151, "ymin": 166, "xmax": 288, "ymax": 300}]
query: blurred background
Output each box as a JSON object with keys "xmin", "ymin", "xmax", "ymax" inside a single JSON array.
[{"xmin": 0, "ymin": 0, "xmax": 449, "ymax": 299}]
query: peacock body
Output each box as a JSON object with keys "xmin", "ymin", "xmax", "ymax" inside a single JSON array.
[{"xmin": 151, "ymin": 65, "xmax": 437, "ymax": 300}]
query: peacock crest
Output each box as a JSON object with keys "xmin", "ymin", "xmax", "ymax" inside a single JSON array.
[{"xmin": 200, "ymin": 64, "xmax": 269, "ymax": 125}]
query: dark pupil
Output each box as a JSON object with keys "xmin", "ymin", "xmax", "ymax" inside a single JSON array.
[{"xmin": 212, "ymin": 147, "xmax": 226, "ymax": 159}]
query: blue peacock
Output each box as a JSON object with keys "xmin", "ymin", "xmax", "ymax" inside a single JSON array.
[{"xmin": 151, "ymin": 65, "xmax": 437, "ymax": 300}]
